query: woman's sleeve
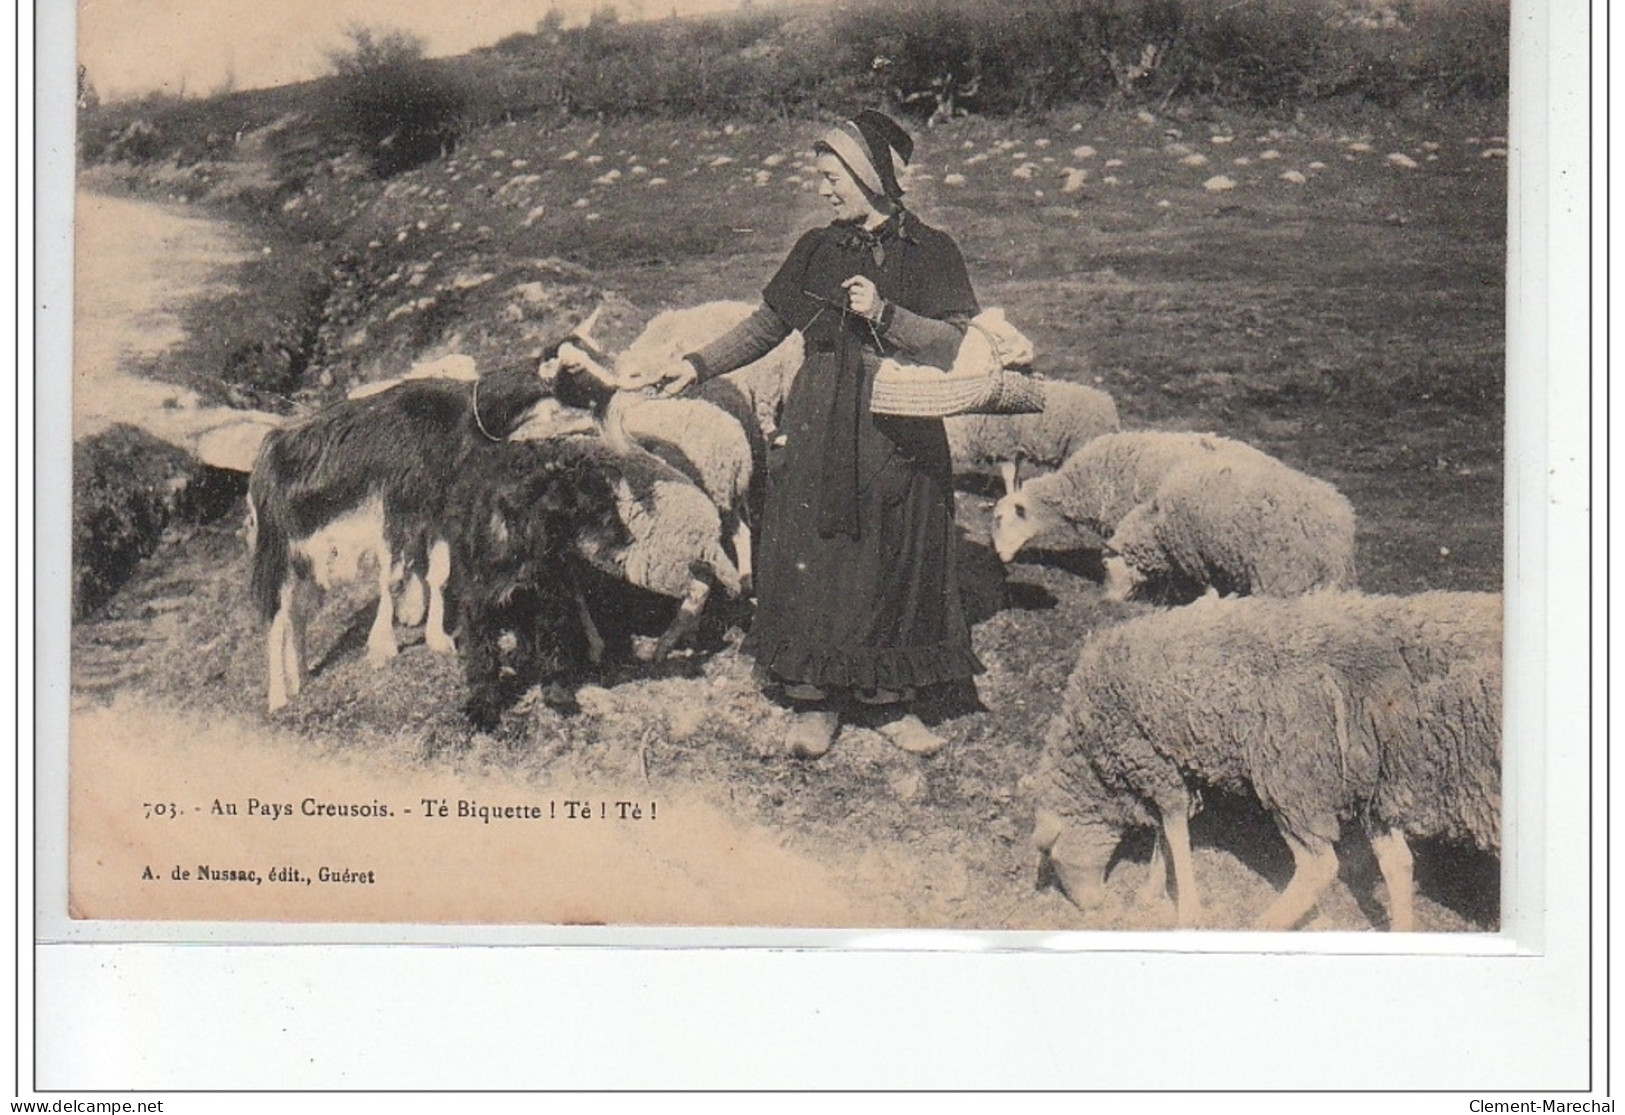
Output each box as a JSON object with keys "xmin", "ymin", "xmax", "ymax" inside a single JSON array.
[
  {"xmin": 879, "ymin": 304, "xmax": 970, "ymax": 370},
  {"xmin": 682, "ymin": 304, "xmax": 792, "ymax": 382},
  {"xmin": 879, "ymin": 226, "xmax": 980, "ymax": 370}
]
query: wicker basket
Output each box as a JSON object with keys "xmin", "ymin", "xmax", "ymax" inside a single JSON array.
[{"xmin": 870, "ymin": 310, "xmax": 1046, "ymax": 418}]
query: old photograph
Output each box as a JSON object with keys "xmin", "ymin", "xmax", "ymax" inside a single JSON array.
[{"xmin": 66, "ymin": 0, "xmax": 1509, "ymax": 931}]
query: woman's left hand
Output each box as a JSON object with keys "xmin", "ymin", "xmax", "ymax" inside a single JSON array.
[{"xmin": 842, "ymin": 275, "xmax": 884, "ymax": 321}]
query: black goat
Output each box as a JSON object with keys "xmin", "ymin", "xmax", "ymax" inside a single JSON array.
[{"xmin": 447, "ymin": 438, "xmax": 632, "ymax": 730}]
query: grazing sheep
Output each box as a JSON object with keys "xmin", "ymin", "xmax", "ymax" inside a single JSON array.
[
  {"xmin": 991, "ymin": 430, "xmax": 1356, "ymax": 602},
  {"xmin": 501, "ymin": 424, "xmax": 744, "ymax": 666},
  {"xmin": 247, "ymin": 338, "xmax": 589, "ymax": 712},
  {"xmin": 1032, "ymin": 590, "xmax": 1502, "ymax": 931},
  {"xmin": 992, "ymin": 431, "xmax": 1253, "ymax": 560},
  {"xmin": 943, "ymin": 380, "xmax": 1120, "ymax": 495}
]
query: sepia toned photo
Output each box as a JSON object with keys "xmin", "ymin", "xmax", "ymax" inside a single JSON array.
[{"xmin": 67, "ymin": 0, "xmax": 1510, "ymax": 932}]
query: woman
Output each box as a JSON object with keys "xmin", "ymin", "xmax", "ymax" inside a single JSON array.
[{"xmin": 651, "ymin": 110, "xmax": 982, "ymax": 759}]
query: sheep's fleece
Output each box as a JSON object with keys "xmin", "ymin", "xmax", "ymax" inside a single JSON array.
[{"xmin": 1035, "ymin": 590, "xmax": 1501, "ymax": 928}]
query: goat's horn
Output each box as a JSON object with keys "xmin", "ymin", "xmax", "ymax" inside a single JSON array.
[{"xmin": 575, "ymin": 304, "xmax": 604, "ymax": 347}]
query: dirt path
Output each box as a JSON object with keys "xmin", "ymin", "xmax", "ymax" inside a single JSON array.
[{"xmin": 74, "ymin": 191, "xmax": 279, "ymax": 462}]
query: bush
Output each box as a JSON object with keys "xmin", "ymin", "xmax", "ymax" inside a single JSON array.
[
  {"xmin": 72, "ymin": 426, "xmax": 204, "ymax": 619},
  {"xmin": 318, "ymin": 26, "xmax": 470, "ymax": 176}
]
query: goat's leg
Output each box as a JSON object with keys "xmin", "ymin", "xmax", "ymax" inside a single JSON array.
[
  {"xmin": 1161, "ymin": 802, "xmax": 1204, "ymax": 927},
  {"xmin": 1256, "ymin": 831, "xmax": 1342, "ymax": 931},
  {"xmin": 268, "ymin": 578, "xmax": 307, "ymax": 711},
  {"xmin": 1369, "ymin": 827, "xmax": 1417, "ymax": 932},
  {"xmin": 423, "ymin": 538, "xmax": 456, "ymax": 654},
  {"xmin": 366, "ymin": 533, "xmax": 398, "ymax": 665},
  {"xmin": 640, "ymin": 577, "xmax": 712, "ymax": 661},
  {"xmin": 285, "ymin": 580, "xmax": 310, "ymax": 699},
  {"xmin": 395, "ymin": 564, "xmax": 428, "ymax": 628},
  {"xmin": 267, "ymin": 582, "xmax": 292, "ymax": 713},
  {"xmin": 573, "ymin": 586, "xmax": 606, "ymax": 666}
]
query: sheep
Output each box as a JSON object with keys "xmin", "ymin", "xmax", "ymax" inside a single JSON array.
[
  {"xmin": 1032, "ymin": 590, "xmax": 1501, "ymax": 931},
  {"xmin": 553, "ymin": 346, "xmax": 760, "ymax": 594},
  {"xmin": 990, "ymin": 430, "xmax": 1356, "ymax": 602},
  {"xmin": 943, "ymin": 379, "xmax": 1120, "ymax": 495},
  {"xmin": 547, "ymin": 434, "xmax": 744, "ymax": 665},
  {"xmin": 246, "ymin": 337, "xmax": 590, "ymax": 712}
]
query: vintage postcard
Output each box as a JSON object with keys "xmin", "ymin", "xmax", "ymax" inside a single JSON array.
[{"xmin": 64, "ymin": 0, "xmax": 1513, "ymax": 934}]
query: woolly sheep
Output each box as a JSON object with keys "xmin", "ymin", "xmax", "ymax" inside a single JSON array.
[
  {"xmin": 560, "ymin": 435, "xmax": 744, "ymax": 663},
  {"xmin": 1032, "ymin": 590, "xmax": 1501, "ymax": 930},
  {"xmin": 553, "ymin": 351, "xmax": 759, "ymax": 592},
  {"xmin": 943, "ymin": 380, "xmax": 1120, "ymax": 495},
  {"xmin": 991, "ymin": 430, "xmax": 1356, "ymax": 602}
]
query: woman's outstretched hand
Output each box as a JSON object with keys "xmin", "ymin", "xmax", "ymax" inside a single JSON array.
[
  {"xmin": 842, "ymin": 275, "xmax": 885, "ymax": 321},
  {"xmin": 651, "ymin": 359, "xmax": 699, "ymax": 397}
]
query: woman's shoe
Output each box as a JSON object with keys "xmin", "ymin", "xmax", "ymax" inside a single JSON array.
[
  {"xmin": 785, "ymin": 707, "xmax": 841, "ymax": 759},
  {"xmin": 877, "ymin": 713, "xmax": 947, "ymax": 755}
]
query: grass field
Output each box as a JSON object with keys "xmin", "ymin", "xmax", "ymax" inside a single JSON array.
[{"xmin": 74, "ymin": 95, "xmax": 1507, "ymax": 930}]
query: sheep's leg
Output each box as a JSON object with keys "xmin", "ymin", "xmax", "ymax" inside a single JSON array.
[
  {"xmin": 640, "ymin": 577, "xmax": 711, "ymax": 661},
  {"xmin": 423, "ymin": 538, "xmax": 456, "ymax": 654},
  {"xmin": 1257, "ymin": 832, "xmax": 1341, "ymax": 931},
  {"xmin": 1136, "ymin": 833, "xmax": 1170, "ymax": 907},
  {"xmin": 573, "ymin": 586, "xmax": 606, "ymax": 666},
  {"xmin": 1045, "ymin": 828, "xmax": 1107, "ymax": 910},
  {"xmin": 1162, "ymin": 806, "xmax": 1204, "ymax": 927},
  {"xmin": 1000, "ymin": 459, "xmax": 1020, "ymax": 497},
  {"xmin": 732, "ymin": 519, "xmax": 754, "ymax": 597},
  {"xmin": 366, "ymin": 531, "xmax": 398, "ymax": 665},
  {"xmin": 1369, "ymin": 828, "xmax": 1417, "ymax": 932}
]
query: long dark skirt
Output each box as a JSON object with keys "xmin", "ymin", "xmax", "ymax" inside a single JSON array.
[{"xmin": 744, "ymin": 351, "xmax": 983, "ymax": 692}]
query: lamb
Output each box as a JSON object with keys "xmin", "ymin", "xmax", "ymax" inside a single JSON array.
[
  {"xmin": 1031, "ymin": 590, "xmax": 1502, "ymax": 931},
  {"xmin": 943, "ymin": 380, "xmax": 1120, "ymax": 495},
  {"xmin": 990, "ymin": 430, "xmax": 1357, "ymax": 602},
  {"xmin": 246, "ymin": 336, "xmax": 590, "ymax": 712},
  {"xmin": 575, "ymin": 437, "xmax": 744, "ymax": 661}
]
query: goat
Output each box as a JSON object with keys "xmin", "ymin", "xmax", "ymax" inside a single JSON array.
[{"xmin": 246, "ymin": 334, "xmax": 593, "ymax": 712}]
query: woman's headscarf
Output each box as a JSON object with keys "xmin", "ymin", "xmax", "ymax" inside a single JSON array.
[{"xmin": 816, "ymin": 109, "xmax": 914, "ymax": 203}]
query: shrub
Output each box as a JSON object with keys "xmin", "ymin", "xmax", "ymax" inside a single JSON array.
[
  {"xmin": 317, "ymin": 25, "xmax": 470, "ymax": 176},
  {"xmin": 72, "ymin": 426, "xmax": 204, "ymax": 619}
]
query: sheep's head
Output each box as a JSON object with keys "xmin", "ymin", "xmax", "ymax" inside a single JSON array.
[
  {"xmin": 1035, "ymin": 812, "xmax": 1122, "ymax": 910},
  {"xmin": 991, "ymin": 489, "xmax": 1048, "ymax": 562},
  {"xmin": 955, "ymin": 308, "xmax": 1035, "ymax": 375}
]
